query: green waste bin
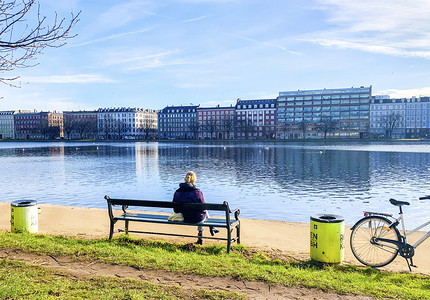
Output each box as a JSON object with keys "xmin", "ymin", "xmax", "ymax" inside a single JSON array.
[
  {"xmin": 11, "ymin": 200, "xmax": 38, "ymax": 233},
  {"xmin": 310, "ymin": 214, "xmax": 344, "ymax": 263}
]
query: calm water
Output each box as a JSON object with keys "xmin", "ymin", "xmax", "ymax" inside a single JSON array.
[{"xmin": 1, "ymin": 141, "xmax": 430, "ymax": 229}]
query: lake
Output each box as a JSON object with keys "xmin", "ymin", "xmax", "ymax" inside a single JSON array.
[{"xmin": 1, "ymin": 141, "xmax": 429, "ymax": 229}]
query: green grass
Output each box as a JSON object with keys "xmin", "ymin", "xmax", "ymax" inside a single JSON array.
[
  {"xmin": 0, "ymin": 259, "xmax": 243, "ymax": 300},
  {"xmin": 1, "ymin": 232, "xmax": 429, "ymax": 299}
]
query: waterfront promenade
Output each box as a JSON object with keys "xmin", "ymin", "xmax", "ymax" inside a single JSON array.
[{"xmin": 1, "ymin": 202, "xmax": 429, "ymax": 275}]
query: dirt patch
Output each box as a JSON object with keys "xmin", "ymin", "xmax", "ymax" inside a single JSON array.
[{"xmin": 0, "ymin": 249, "xmax": 374, "ymax": 300}]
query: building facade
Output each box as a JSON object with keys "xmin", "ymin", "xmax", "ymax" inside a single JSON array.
[
  {"xmin": 63, "ymin": 110, "xmax": 98, "ymax": 139},
  {"xmin": 97, "ymin": 107, "xmax": 158, "ymax": 140},
  {"xmin": 14, "ymin": 111, "xmax": 63, "ymax": 139},
  {"xmin": 370, "ymin": 96, "xmax": 406, "ymax": 139},
  {"xmin": 0, "ymin": 110, "xmax": 31, "ymax": 139},
  {"xmin": 197, "ymin": 106, "xmax": 236, "ymax": 139},
  {"xmin": 235, "ymin": 99, "xmax": 277, "ymax": 139},
  {"xmin": 158, "ymin": 105, "xmax": 199, "ymax": 139},
  {"xmin": 276, "ymin": 86, "xmax": 371, "ymax": 139},
  {"xmin": 405, "ymin": 97, "xmax": 430, "ymax": 139}
]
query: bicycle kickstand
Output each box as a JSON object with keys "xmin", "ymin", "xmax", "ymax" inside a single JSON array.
[{"xmin": 406, "ymin": 258, "xmax": 417, "ymax": 271}]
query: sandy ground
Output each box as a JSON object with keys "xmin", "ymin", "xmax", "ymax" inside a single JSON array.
[{"xmin": 1, "ymin": 202, "xmax": 429, "ymax": 275}]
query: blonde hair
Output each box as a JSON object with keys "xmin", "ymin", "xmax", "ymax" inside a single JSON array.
[{"xmin": 184, "ymin": 171, "xmax": 196, "ymax": 184}]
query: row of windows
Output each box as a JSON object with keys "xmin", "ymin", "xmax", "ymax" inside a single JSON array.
[
  {"xmin": 279, "ymin": 111, "xmax": 370, "ymax": 118},
  {"xmin": 236, "ymin": 104, "xmax": 275, "ymax": 109},
  {"xmin": 278, "ymin": 105, "xmax": 369, "ymax": 113},
  {"xmin": 283, "ymin": 93, "xmax": 369, "ymax": 101},
  {"xmin": 279, "ymin": 99, "xmax": 369, "ymax": 106}
]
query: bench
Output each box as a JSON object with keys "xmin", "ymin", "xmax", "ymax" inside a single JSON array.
[{"xmin": 105, "ymin": 195, "xmax": 241, "ymax": 253}]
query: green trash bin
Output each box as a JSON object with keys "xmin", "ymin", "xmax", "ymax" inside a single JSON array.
[
  {"xmin": 310, "ymin": 214, "xmax": 344, "ymax": 263},
  {"xmin": 11, "ymin": 200, "xmax": 38, "ymax": 233}
]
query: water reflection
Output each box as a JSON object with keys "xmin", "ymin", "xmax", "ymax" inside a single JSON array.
[{"xmin": 0, "ymin": 141, "xmax": 429, "ymax": 228}]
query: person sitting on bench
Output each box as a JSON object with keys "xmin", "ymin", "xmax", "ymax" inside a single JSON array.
[{"xmin": 172, "ymin": 171, "xmax": 218, "ymax": 244}]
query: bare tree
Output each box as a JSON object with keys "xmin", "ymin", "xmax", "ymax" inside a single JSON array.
[
  {"xmin": 223, "ymin": 115, "xmax": 235, "ymax": 139},
  {"xmin": 188, "ymin": 121, "xmax": 200, "ymax": 139},
  {"xmin": 204, "ymin": 119, "xmax": 217, "ymax": 139},
  {"xmin": 382, "ymin": 112, "xmax": 403, "ymax": 139},
  {"xmin": 316, "ymin": 118, "xmax": 338, "ymax": 139},
  {"xmin": 0, "ymin": 0, "xmax": 80, "ymax": 86},
  {"xmin": 297, "ymin": 121, "xmax": 308, "ymax": 139}
]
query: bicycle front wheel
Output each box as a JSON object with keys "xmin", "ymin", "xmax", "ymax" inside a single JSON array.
[{"xmin": 350, "ymin": 216, "xmax": 401, "ymax": 267}]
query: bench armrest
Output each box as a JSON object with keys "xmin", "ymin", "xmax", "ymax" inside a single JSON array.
[{"xmin": 231, "ymin": 208, "xmax": 240, "ymax": 220}]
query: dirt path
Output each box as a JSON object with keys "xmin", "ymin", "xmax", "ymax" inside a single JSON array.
[{"xmin": 0, "ymin": 249, "xmax": 374, "ymax": 300}]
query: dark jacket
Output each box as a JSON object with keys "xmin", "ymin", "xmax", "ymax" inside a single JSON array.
[{"xmin": 172, "ymin": 182, "xmax": 206, "ymax": 223}]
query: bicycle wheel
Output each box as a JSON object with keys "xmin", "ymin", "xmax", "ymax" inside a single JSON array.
[{"xmin": 350, "ymin": 216, "xmax": 401, "ymax": 267}]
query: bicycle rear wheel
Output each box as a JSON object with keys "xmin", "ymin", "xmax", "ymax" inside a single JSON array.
[{"xmin": 350, "ymin": 216, "xmax": 401, "ymax": 267}]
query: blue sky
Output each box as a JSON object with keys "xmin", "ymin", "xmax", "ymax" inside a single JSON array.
[{"xmin": 1, "ymin": 0, "xmax": 430, "ymax": 111}]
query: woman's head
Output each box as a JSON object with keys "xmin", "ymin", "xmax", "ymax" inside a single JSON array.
[{"xmin": 184, "ymin": 171, "xmax": 196, "ymax": 184}]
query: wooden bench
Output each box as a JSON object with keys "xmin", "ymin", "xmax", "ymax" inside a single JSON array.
[{"xmin": 105, "ymin": 195, "xmax": 241, "ymax": 253}]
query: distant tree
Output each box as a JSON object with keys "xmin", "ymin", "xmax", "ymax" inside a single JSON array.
[
  {"xmin": 63, "ymin": 118, "xmax": 76, "ymax": 139},
  {"xmin": 188, "ymin": 122, "xmax": 200, "ymax": 139},
  {"xmin": 223, "ymin": 116, "xmax": 235, "ymax": 139},
  {"xmin": 297, "ymin": 121, "xmax": 308, "ymax": 139},
  {"xmin": 204, "ymin": 119, "xmax": 217, "ymax": 139},
  {"xmin": 316, "ymin": 118, "xmax": 338, "ymax": 139},
  {"xmin": 382, "ymin": 112, "xmax": 403, "ymax": 139},
  {"xmin": 240, "ymin": 119, "xmax": 255, "ymax": 139},
  {"xmin": 34, "ymin": 118, "xmax": 49, "ymax": 138},
  {"xmin": 0, "ymin": 0, "xmax": 80, "ymax": 86}
]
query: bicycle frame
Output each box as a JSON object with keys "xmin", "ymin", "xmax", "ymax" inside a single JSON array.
[
  {"xmin": 365, "ymin": 211, "xmax": 430, "ymax": 249},
  {"xmin": 383, "ymin": 212, "xmax": 430, "ymax": 250}
]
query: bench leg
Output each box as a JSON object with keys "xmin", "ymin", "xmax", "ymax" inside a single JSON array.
[
  {"xmin": 125, "ymin": 220, "xmax": 129, "ymax": 235},
  {"xmin": 109, "ymin": 220, "xmax": 115, "ymax": 240},
  {"xmin": 227, "ymin": 229, "xmax": 232, "ymax": 253},
  {"xmin": 236, "ymin": 223, "xmax": 241, "ymax": 244}
]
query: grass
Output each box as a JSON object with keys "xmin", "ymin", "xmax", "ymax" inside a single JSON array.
[
  {"xmin": 0, "ymin": 259, "xmax": 243, "ymax": 300},
  {"xmin": 1, "ymin": 232, "xmax": 429, "ymax": 299}
]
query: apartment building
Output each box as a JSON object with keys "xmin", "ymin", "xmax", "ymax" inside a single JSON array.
[
  {"xmin": 197, "ymin": 105, "xmax": 236, "ymax": 139},
  {"xmin": 14, "ymin": 111, "xmax": 63, "ymax": 139},
  {"xmin": 370, "ymin": 96, "xmax": 406, "ymax": 139},
  {"xmin": 158, "ymin": 105, "xmax": 199, "ymax": 139},
  {"xmin": 235, "ymin": 99, "xmax": 277, "ymax": 139},
  {"xmin": 0, "ymin": 110, "xmax": 32, "ymax": 139},
  {"xmin": 97, "ymin": 107, "xmax": 158, "ymax": 139},
  {"xmin": 276, "ymin": 86, "xmax": 371, "ymax": 139},
  {"xmin": 63, "ymin": 110, "xmax": 98, "ymax": 139}
]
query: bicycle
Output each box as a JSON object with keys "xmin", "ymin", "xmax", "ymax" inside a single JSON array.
[{"xmin": 350, "ymin": 196, "xmax": 430, "ymax": 271}]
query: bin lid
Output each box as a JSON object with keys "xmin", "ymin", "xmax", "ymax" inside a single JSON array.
[
  {"xmin": 11, "ymin": 200, "xmax": 37, "ymax": 207},
  {"xmin": 310, "ymin": 214, "xmax": 344, "ymax": 223}
]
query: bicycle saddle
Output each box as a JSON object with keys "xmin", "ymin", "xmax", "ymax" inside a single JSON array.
[{"xmin": 389, "ymin": 198, "xmax": 410, "ymax": 206}]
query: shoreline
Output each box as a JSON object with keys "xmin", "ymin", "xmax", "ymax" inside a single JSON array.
[{"xmin": 1, "ymin": 202, "xmax": 429, "ymax": 275}]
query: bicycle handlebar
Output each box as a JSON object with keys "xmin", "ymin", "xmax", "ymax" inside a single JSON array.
[{"xmin": 419, "ymin": 195, "xmax": 430, "ymax": 200}]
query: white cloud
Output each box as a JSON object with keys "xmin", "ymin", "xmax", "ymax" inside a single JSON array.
[
  {"xmin": 181, "ymin": 15, "xmax": 209, "ymax": 23},
  {"xmin": 22, "ymin": 74, "xmax": 117, "ymax": 84},
  {"xmin": 377, "ymin": 87, "xmax": 430, "ymax": 98},
  {"xmin": 304, "ymin": 0, "xmax": 430, "ymax": 58}
]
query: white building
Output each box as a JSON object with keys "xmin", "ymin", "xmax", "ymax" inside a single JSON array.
[
  {"xmin": 97, "ymin": 107, "xmax": 158, "ymax": 139},
  {"xmin": 0, "ymin": 110, "xmax": 32, "ymax": 139},
  {"xmin": 370, "ymin": 96, "xmax": 406, "ymax": 139}
]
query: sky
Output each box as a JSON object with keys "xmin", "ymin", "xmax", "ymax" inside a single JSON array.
[{"xmin": 1, "ymin": 0, "xmax": 430, "ymax": 112}]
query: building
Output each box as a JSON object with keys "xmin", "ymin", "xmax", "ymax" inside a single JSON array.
[
  {"xmin": 276, "ymin": 86, "xmax": 371, "ymax": 139},
  {"xmin": 0, "ymin": 110, "xmax": 32, "ymax": 139},
  {"xmin": 370, "ymin": 96, "xmax": 406, "ymax": 139},
  {"xmin": 197, "ymin": 105, "xmax": 236, "ymax": 139},
  {"xmin": 97, "ymin": 107, "xmax": 158, "ymax": 140},
  {"xmin": 158, "ymin": 105, "xmax": 199, "ymax": 139},
  {"xmin": 14, "ymin": 111, "xmax": 63, "ymax": 139},
  {"xmin": 235, "ymin": 99, "xmax": 277, "ymax": 139},
  {"xmin": 63, "ymin": 110, "xmax": 98, "ymax": 139},
  {"xmin": 405, "ymin": 96, "xmax": 430, "ymax": 139}
]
